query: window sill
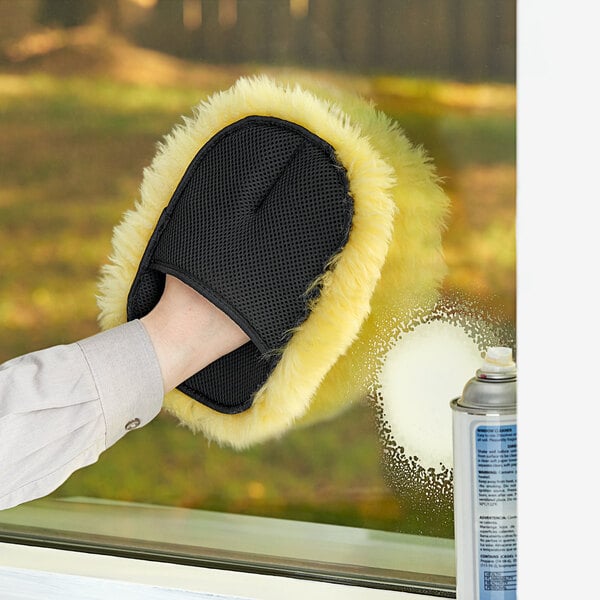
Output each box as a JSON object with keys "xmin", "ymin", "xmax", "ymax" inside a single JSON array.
[{"xmin": 0, "ymin": 497, "xmax": 455, "ymax": 598}]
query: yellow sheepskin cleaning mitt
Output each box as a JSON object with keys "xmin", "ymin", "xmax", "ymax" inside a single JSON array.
[{"xmin": 97, "ymin": 75, "xmax": 449, "ymax": 448}]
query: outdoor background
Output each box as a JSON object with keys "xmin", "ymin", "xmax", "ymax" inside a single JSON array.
[{"xmin": 0, "ymin": 0, "xmax": 515, "ymax": 538}]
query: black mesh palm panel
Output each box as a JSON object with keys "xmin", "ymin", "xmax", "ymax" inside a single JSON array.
[{"xmin": 127, "ymin": 116, "xmax": 353, "ymax": 414}]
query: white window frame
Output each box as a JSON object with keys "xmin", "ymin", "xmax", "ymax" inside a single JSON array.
[{"xmin": 5, "ymin": 1, "xmax": 598, "ymax": 598}]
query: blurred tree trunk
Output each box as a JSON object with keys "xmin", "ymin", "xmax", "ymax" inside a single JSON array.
[
  {"xmin": 37, "ymin": 0, "xmax": 123, "ymax": 32},
  {"xmin": 38, "ymin": 0, "xmax": 100, "ymax": 28}
]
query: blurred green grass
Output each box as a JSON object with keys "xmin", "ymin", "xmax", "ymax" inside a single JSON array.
[{"xmin": 0, "ymin": 72, "xmax": 515, "ymax": 537}]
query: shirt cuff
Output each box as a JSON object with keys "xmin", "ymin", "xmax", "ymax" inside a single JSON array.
[{"xmin": 77, "ymin": 320, "xmax": 164, "ymax": 449}]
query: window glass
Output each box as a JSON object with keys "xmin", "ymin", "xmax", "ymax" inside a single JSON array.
[{"xmin": 0, "ymin": 0, "xmax": 515, "ymax": 586}]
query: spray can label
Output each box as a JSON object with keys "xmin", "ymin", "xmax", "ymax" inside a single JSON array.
[
  {"xmin": 452, "ymin": 347, "xmax": 517, "ymax": 599},
  {"xmin": 474, "ymin": 422, "xmax": 517, "ymax": 599}
]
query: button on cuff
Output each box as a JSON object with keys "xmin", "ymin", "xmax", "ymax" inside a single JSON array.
[{"xmin": 125, "ymin": 418, "xmax": 141, "ymax": 431}]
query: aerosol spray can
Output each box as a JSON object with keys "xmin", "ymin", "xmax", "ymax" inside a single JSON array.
[{"xmin": 450, "ymin": 347, "xmax": 517, "ymax": 600}]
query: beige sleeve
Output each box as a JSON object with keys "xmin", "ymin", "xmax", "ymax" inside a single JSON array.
[{"xmin": 0, "ymin": 320, "xmax": 164, "ymax": 511}]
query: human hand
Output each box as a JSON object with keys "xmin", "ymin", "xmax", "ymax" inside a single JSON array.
[{"xmin": 141, "ymin": 274, "xmax": 250, "ymax": 393}]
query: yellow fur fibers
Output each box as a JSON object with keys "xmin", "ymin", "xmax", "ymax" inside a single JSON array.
[
  {"xmin": 97, "ymin": 75, "xmax": 448, "ymax": 448},
  {"xmin": 288, "ymin": 79, "xmax": 450, "ymax": 429}
]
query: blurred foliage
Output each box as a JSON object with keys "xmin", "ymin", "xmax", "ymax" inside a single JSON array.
[
  {"xmin": 57, "ymin": 400, "xmax": 404, "ymax": 531},
  {"xmin": 0, "ymin": 27, "xmax": 514, "ymax": 536}
]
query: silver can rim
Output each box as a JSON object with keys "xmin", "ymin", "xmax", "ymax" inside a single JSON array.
[{"xmin": 450, "ymin": 397, "xmax": 517, "ymax": 415}]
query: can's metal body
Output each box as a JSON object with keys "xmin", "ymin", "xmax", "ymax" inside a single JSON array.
[{"xmin": 450, "ymin": 353, "xmax": 517, "ymax": 600}]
